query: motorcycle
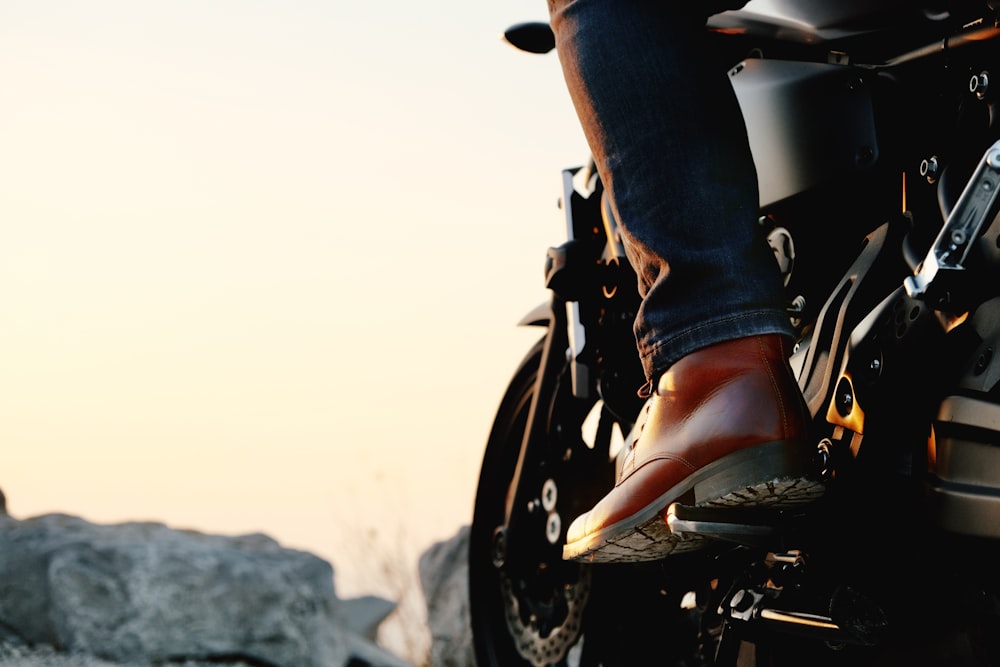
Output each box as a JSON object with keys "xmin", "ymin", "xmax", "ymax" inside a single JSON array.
[{"xmin": 468, "ymin": 1, "xmax": 1000, "ymax": 665}]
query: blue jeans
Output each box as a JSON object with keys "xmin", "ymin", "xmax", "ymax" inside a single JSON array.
[{"xmin": 547, "ymin": 0, "xmax": 793, "ymax": 385}]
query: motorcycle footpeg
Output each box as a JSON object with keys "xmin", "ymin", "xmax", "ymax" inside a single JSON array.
[{"xmin": 666, "ymin": 502, "xmax": 804, "ymax": 547}]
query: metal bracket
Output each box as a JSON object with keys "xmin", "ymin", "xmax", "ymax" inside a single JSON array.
[{"xmin": 906, "ymin": 139, "xmax": 1000, "ymax": 304}]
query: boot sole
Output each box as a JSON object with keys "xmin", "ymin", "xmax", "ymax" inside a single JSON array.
[{"xmin": 562, "ymin": 439, "xmax": 825, "ymax": 563}]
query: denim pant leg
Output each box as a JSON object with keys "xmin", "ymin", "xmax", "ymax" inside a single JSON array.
[{"xmin": 547, "ymin": 0, "xmax": 794, "ymax": 383}]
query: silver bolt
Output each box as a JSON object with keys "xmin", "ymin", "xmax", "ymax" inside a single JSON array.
[
  {"xmin": 920, "ymin": 156, "xmax": 939, "ymax": 183},
  {"xmin": 541, "ymin": 479, "xmax": 558, "ymax": 512},
  {"xmin": 971, "ymin": 71, "xmax": 990, "ymax": 100},
  {"xmin": 546, "ymin": 513, "xmax": 562, "ymax": 544}
]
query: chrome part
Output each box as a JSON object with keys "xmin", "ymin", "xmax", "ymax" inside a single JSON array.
[
  {"xmin": 541, "ymin": 479, "xmax": 558, "ymax": 512},
  {"xmin": 758, "ymin": 609, "xmax": 841, "ymax": 631},
  {"xmin": 905, "ymin": 139, "xmax": 1000, "ymax": 303},
  {"xmin": 559, "ymin": 167, "xmax": 593, "ymax": 400},
  {"xmin": 566, "ymin": 301, "xmax": 588, "ymax": 398},
  {"xmin": 920, "ymin": 155, "xmax": 940, "ymax": 183},
  {"xmin": 720, "ymin": 553, "xmax": 886, "ymax": 647},
  {"xmin": 724, "ymin": 583, "xmax": 846, "ymax": 632},
  {"xmin": 545, "ymin": 513, "xmax": 562, "ymax": 544},
  {"xmin": 971, "ymin": 70, "xmax": 990, "ymax": 100},
  {"xmin": 560, "ymin": 167, "xmax": 581, "ymax": 242},
  {"xmin": 727, "ymin": 588, "xmax": 765, "ymax": 622},
  {"xmin": 788, "ymin": 295, "xmax": 807, "ymax": 328},
  {"xmin": 767, "ymin": 225, "xmax": 796, "ymax": 286}
]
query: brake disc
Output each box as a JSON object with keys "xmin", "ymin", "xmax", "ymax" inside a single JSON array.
[{"xmin": 498, "ymin": 565, "xmax": 592, "ymax": 666}]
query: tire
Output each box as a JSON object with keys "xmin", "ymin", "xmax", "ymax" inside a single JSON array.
[{"xmin": 468, "ymin": 339, "xmax": 707, "ymax": 667}]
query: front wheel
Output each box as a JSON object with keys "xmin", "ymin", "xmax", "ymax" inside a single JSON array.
[{"xmin": 468, "ymin": 338, "xmax": 706, "ymax": 667}]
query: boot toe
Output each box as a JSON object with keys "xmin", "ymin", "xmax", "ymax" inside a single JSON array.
[{"xmin": 559, "ymin": 335, "xmax": 825, "ymax": 563}]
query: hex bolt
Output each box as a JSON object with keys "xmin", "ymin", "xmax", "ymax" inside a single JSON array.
[
  {"xmin": 546, "ymin": 512, "xmax": 562, "ymax": 544},
  {"xmin": 971, "ymin": 71, "xmax": 990, "ymax": 100},
  {"xmin": 835, "ymin": 377, "xmax": 855, "ymax": 417},
  {"xmin": 920, "ymin": 156, "xmax": 939, "ymax": 183},
  {"xmin": 975, "ymin": 348, "xmax": 994, "ymax": 375},
  {"xmin": 541, "ymin": 479, "xmax": 558, "ymax": 512}
]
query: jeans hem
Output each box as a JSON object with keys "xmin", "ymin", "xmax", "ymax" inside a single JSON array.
[{"xmin": 638, "ymin": 310, "xmax": 794, "ymax": 382}]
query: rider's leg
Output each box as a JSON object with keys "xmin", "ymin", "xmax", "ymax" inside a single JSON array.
[{"xmin": 548, "ymin": 0, "xmax": 823, "ymax": 562}]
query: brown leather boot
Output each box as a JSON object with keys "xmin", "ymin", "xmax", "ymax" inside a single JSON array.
[{"xmin": 562, "ymin": 334, "xmax": 824, "ymax": 563}]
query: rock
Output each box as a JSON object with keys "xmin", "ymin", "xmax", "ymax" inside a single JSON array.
[
  {"xmin": 343, "ymin": 596, "xmax": 413, "ymax": 667},
  {"xmin": 345, "ymin": 634, "xmax": 414, "ymax": 667},
  {"xmin": 0, "ymin": 511, "xmax": 409, "ymax": 667},
  {"xmin": 343, "ymin": 595, "xmax": 398, "ymax": 641},
  {"xmin": 418, "ymin": 525, "xmax": 474, "ymax": 667}
]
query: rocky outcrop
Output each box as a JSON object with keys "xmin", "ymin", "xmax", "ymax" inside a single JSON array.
[
  {"xmin": 0, "ymin": 510, "xmax": 411, "ymax": 667},
  {"xmin": 418, "ymin": 526, "xmax": 474, "ymax": 667}
]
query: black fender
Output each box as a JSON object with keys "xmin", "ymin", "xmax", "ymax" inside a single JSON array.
[{"xmin": 517, "ymin": 302, "xmax": 551, "ymax": 328}]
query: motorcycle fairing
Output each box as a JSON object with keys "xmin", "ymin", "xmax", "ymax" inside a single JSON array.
[
  {"xmin": 729, "ymin": 58, "xmax": 880, "ymax": 207},
  {"xmin": 713, "ymin": 0, "xmax": 978, "ymax": 45}
]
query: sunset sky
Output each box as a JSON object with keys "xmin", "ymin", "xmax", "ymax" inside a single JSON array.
[{"xmin": 1, "ymin": 0, "xmax": 589, "ymax": 599}]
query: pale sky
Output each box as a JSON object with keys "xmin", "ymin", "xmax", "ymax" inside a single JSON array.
[{"xmin": 0, "ymin": 0, "xmax": 588, "ymax": 600}]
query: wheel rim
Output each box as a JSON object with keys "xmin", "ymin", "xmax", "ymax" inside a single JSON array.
[{"xmin": 469, "ymin": 340, "xmax": 620, "ymax": 666}]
